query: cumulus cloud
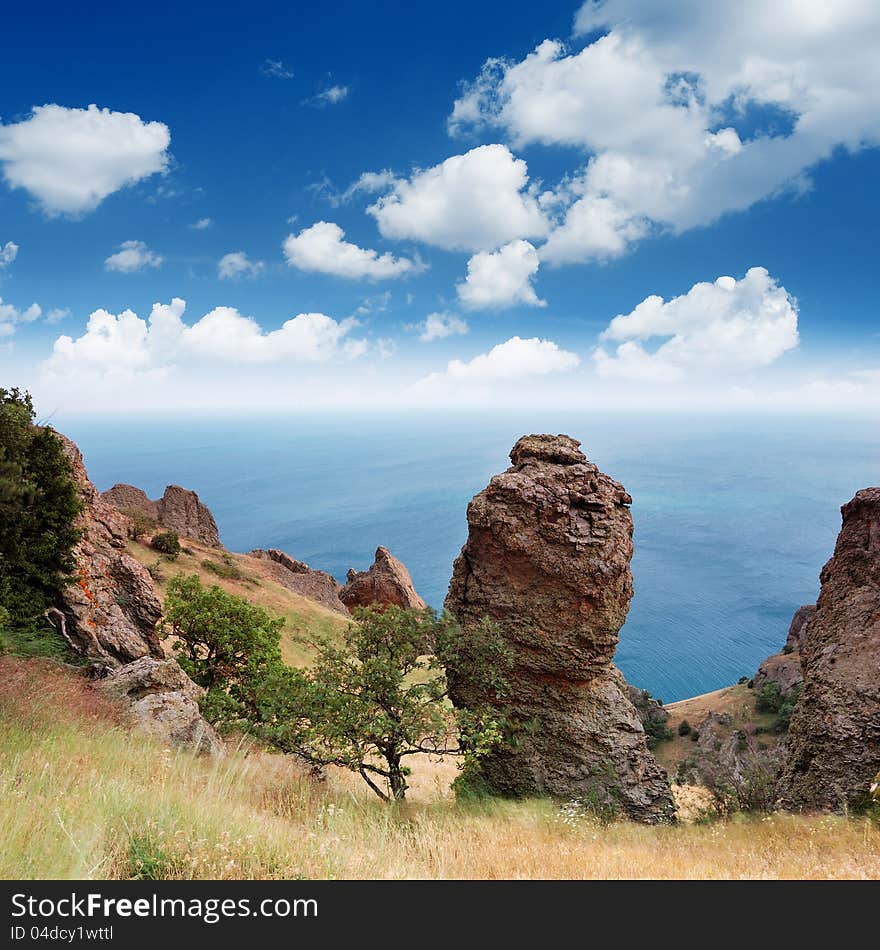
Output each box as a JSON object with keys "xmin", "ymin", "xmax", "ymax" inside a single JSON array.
[
  {"xmin": 189, "ymin": 217, "xmax": 213, "ymax": 230},
  {"xmin": 0, "ymin": 104, "xmax": 170, "ymax": 216},
  {"xmin": 0, "ymin": 298, "xmax": 41, "ymax": 339},
  {"xmin": 367, "ymin": 144, "xmax": 548, "ymax": 252},
  {"xmin": 416, "ymin": 312, "xmax": 469, "ymax": 342},
  {"xmin": 593, "ymin": 267, "xmax": 799, "ymax": 382},
  {"xmin": 283, "ymin": 221, "xmax": 424, "ymax": 280},
  {"xmin": 105, "ymin": 240, "xmax": 163, "ymax": 273},
  {"xmin": 1, "ymin": 241, "xmax": 18, "ymax": 269},
  {"xmin": 450, "ymin": 3, "xmax": 880, "ymax": 262},
  {"xmin": 418, "ymin": 336, "xmax": 579, "ymax": 389},
  {"xmin": 457, "ymin": 240, "xmax": 545, "ymax": 309},
  {"xmin": 218, "ymin": 251, "xmax": 265, "ymax": 280},
  {"xmin": 43, "ymin": 298, "xmax": 366, "ymax": 379}
]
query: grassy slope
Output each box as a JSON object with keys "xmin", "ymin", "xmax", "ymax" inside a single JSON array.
[
  {"xmin": 126, "ymin": 539, "xmax": 351, "ymax": 666},
  {"xmin": 2, "ymin": 656, "xmax": 878, "ymax": 880},
  {"xmin": 653, "ymin": 684, "xmax": 780, "ymax": 775}
]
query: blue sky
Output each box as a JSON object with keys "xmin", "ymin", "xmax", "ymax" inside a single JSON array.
[{"xmin": 1, "ymin": 0, "xmax": 879, "ymax": 412}]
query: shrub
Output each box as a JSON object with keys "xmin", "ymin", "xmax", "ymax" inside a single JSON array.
[
  {"xmin": 782, "ymin": 642, "xmax": 794, "ymax": 655},
  {"xmin": 678, "ymin": 719, "xmax": 692, "ymax": 737},
  {"xmin": 151, "ymin": 531, "xmax": 181, "ymax": 558},
  {"xmin": 202, "ymin": 558, "xmax": 246, "ymax": 581},
  {"xmin": 120, "ymin": 507, "xmax": 156, "ymax": 541},
  {"xmin": 755, "ymin": 682, "xmax": 783, "ymax": 714},
  {"xmin": 690, "ymin": 729, "xmax": 700, "ymax": 742},
  {"xmin": 0, "ymin": 388, "xmax": 82, "ymax": 644},
  {"xmin": 737, "ymin": 676, "xmax": 750, "ymax": 685}
]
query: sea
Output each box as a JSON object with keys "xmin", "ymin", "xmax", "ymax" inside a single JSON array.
[{"xmin": 58, "ymin": 411, "xmax": 879, "ymax": 703}]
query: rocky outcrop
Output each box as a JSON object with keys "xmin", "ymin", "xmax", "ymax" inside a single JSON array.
[
  {"xmin": 249, "ymin": 548, "xmax": 349, "ymax": 616},
  {"xmin": 753, "ymin": 605, "xmax": 814, "ymax": 697},
  {"xmin": 340, "ymin": 546, "xmax": 427, "ymax": 612},
  {"xmin": 445, "ymin": 434, "xmax": 674, "ymax": 823},
  {"xmin": 628, "ymin": 685, "xmax": 671, "ymax": 742},
  {"xmin": 53, "ymin": 436, "xmax": 164, "ymax": 664},
  {"xmin": 96, "ymin": 657, "xmax": 223, "ymax": 755},
  {"xmin": 102, "ymin": 483, "xmax": 220, "ymax": 547},
  {"xmin": 50, "ymin": 433, "xmax": 220, "ymax": 755},
  {"xmin": 778, "ymin": 488, "xmax": 880, "ymax": 810}
]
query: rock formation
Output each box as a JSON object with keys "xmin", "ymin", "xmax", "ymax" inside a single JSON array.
[
  {"xmin": 97, "ymin": 657, "xmax": 223, "ymax": 755},
  {"xmin": 249, "ymin": 548, "xmax": 349, "ymax": 616},
  {"xmin": 753, "ymin": 605, "xmax": 815, "ymax": 697},
  {"xmin": 340, "ymin": 546, "xmax": 427, "ymax": 612},
  {"xmin": 102, "ymin": 482, "xmax": 220, "ymax": 547},
  {"xmin": 445, "ymin": 434, "xmax": 674, "ymax": 822},
  {"xmin": 49, "ymin": 434, "xmax": 220, "ymax": 754},
  {"xmin": 778, "ymin": 488, "xmax": 880, "ymax": 810}
]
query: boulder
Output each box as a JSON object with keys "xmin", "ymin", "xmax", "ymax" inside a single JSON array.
[
  {"xmin": 445, "ymin": 434, "xmax": 674, "ymax": 823},
  {"xmin": 778, "ymin": 488, "xmax": 880, "ymax": 810},
  {"xmin": 249, "ymin": 548, "xmax": 349, "ymax": 616},
  {"xmin": 96, "ymin": 657, "xmax": 223, "ymax": 755},
  {"xmin": 340, "ymin": 546, "xmax": 427, "ymax": 612},
  {"xmin": 101, "ymin": 482, "xmax": 220, "ymax": 546}
]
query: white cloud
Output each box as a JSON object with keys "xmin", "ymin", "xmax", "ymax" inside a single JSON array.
[
  {"xmin": 262, "ymin": 59, "xmax": 294, "ymax": 79},
  {"xmin": 367, "ymin": 144, "xmax": 548, "ymax": 252},
  {"xmin": 218, "ymin": 251, "xmax": 265, "ymax": 280},
  {"xmin": 416, "ymin": 312, "xmax": 469, "ymax": 342},
  {"xmin": 43, "ymin": 298, "xmax": 366, "ymax": 379},
  {"xmin": 314, "ymin": 84, "xmax": 349, "ymax": 105},
  {"xmin": 1, "ymin": 241, "xmax": 18, "ymax": 268},
  {"xmin": 46, "ymin": 307, "xmax": 70, "ymax": 324},
  {"xmin": 189, "ymin": 217, "xmax": 213, "ymax": 230},
  {"xmin": 0, "ymin": 104, "xmax": 170, "ymax": 216},
  {"xmin": 450, "ymin": 3, "xmax": 880, "ymax": 261},
  {"xmin": 593, "ymin": 267, "xmax": 799, "ymax": 382},
  {"xmin": 283, "ymin": 221, "xmax": 424, "ymax": 280},
  {"xmin": 105, "ymin": 240, "xmax": 163, "ymax": 273},
  {"xmin": 315, "ymin": 170, "xmax": 401, "ymax": 207},
  {"xmin": 0, "ymin": 298, "xmax": 41, "ymax": 338},
  {"xmin": 457, "ymin": 239, "xmax": 546, "ymax": 309},
  {"xmin": 419, "ymin": 336, "xmax": 579, "ymax": 388}
]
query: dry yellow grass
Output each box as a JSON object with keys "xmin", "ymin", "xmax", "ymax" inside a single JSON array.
[
  {"xmin": 126, "ymin": 538, "xmax": 351, "ymax": 665},
  {"xmin": 2, "ymin": 658, "xmax": 878, "ymax": 881}
]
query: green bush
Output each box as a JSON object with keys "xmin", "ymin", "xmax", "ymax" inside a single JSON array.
[
  {"xmin": 782, "ymin": 642, "xmax": 795, "ymax": 655},
  {"xmin": 202, "ymin": 558, "xmax": 247, "ymax": 581},
  {"xmin": 737, "ymin": 676, "xmax": 750, "ymax": 685},
  {"xmin": 0, "ymin": 388, "xmax": 82, "ymax": 646},
  {"xmin": 678, "ymin": 719, "xmax": 692, "ymax": 737},
  {"xmin": 150, "ymin": 531, "xmax": 181, "ymax": 557},
  {"xmin": 755, "ymin": 682, "xmax": 783, "ymax": 714}
]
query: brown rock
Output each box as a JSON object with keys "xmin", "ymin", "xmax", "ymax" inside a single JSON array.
[
  {"xmin": 54, "ymin": 435, "xmax": 164, "ymax": 664},
  {"xmin": 445, "ymin": 434, "xmax": 674, "ymax": 823},
  {"xmin": 101, "ymin": 482, "xmax": 220, "ymax": 546},
  {"xmin": 249, "ymin": 548, "xmax": 349, "ymax": 616},
  {"xmin": 753, "ymin": 604, "xmax": 815, "ymax": 697},
  {"xmin": 96, "ymin": 657, "xmax": 223, "ymax": 755},
  {"xmin": 786, "ymin": 604, "xmax": 816, "ymax": 652},
  {"xmin": 340, "ymin": 546, "xmax": 427, "ymax": 611},
  {"xmin": 778, "ymin": 488, "xmax": 880, "ymax": 810}
]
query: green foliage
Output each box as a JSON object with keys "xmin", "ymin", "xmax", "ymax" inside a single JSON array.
[
  {"xmin": 678, "ymin": 719, "xmax": 692, "ymax": 737},
  {"xmin": 151, "ymin": 531, "xmax": 181, "ymax": 557},
  {"xmin": 755, "ymin": 681, "xmax": 783, "ymax": 714},
  {"xmin": 782, "ymin": 642, "xmax": 795, "ymax": 655},
  {"xmin": 0, "ymin": 388, "xmax": 82, "ymax": 643},
  {"xmin": 737, "ymin": 676, "xmax": 750, "ymax": 685},
  {"xmin": 201, "ymin": 557, "xmax": 249, "ymax": 582},
  {"xmin": 120, "ymin": 508, "xmax": 156, "ymax": 541},
  {"xmin": 772, "ymin": 684, "xmax": 800, "ymax": 733}
]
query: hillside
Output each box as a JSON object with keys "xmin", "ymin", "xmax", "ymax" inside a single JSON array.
[
  {"xmin": 125, "ymin": 538, "xmax": 351, "ymax": 667},
  {"xmin": 2, "ymin": 655, "xmax": 879, "ymax": 880}
]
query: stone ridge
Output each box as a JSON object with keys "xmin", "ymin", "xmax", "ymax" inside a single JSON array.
[
  {"xmin": 102, "ymin": 482, "xmax": 220, "ymax": 547},
  {"xmin": 340, "ymin": 546, "xmax": 428, "ymax": 611}
]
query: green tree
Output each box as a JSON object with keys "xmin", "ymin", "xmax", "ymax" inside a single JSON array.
[
  {"xmin": 0, "ymin": 388, "xmax": 82, "ymax": 638},
  {"xmin": 269, "ymin": 605, "xmax": 510, "ymax": 801}
]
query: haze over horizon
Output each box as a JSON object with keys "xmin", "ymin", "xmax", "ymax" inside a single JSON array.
[{"xmin": 2, "ymin": 1, "xmax": 879, "ymax": 412}]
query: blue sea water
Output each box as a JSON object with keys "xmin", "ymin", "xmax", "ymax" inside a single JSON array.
[{"xmin": 58, "ymin": 411, "xmax": 878, "ymax": 703}]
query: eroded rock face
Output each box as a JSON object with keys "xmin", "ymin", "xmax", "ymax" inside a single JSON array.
[
  {"xmin": 445, "ymin": 434, "xmax": 674, "ymax": 822},
  {"xmin": 754, "ymin": 604, "xmax": 814, "ymax": 697},
  {"xmin": 778, "ymin": 488, "xmax": 880, "ymax": 810},
  {"xmin": 55, "ymin": 436, "xmax": 164, "ymax": 664},
  {"xmin": 340, "ymin": 546, "xmax": 427, "ymax": 612},
  {"xmin": 249, "ymin": 548, "xmax": 349, "ymax": 616},
  {"xmin": 102, "ymin": 482, "xmax": 220, "ymax": 547},
  {"xmin": 51, "ymin": 434, "xmax": 220, "ymax": 755},
  {"xmin": 96, "ymin": 657, "xmax": 223, "ymax": 755}
]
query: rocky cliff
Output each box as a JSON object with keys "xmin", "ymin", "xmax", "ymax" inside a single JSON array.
[
  {"xmin": 249, "ymin": 548, "xmax": 349, "ymax": 615},
  {"xmin": 102, "ymin": 482, "xmax": 220, "ymax": 547},
  {"xmin": 445, "ymin": 434, "xmax": 674, "ymax": 822},
  {"xmin": 753, "ymin": 604, "xmax": 815, "ymax": 697},
  {"xmin": 340, "ymin": 546, "xmax": 427, "ymax": 611},
  {"xmin": 50, "ymin": 435, "xmax": 221, "ymax": 755},
  {"xmin": 778, "ymin": 488, "xmax": 880, "ymax": 810}
]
